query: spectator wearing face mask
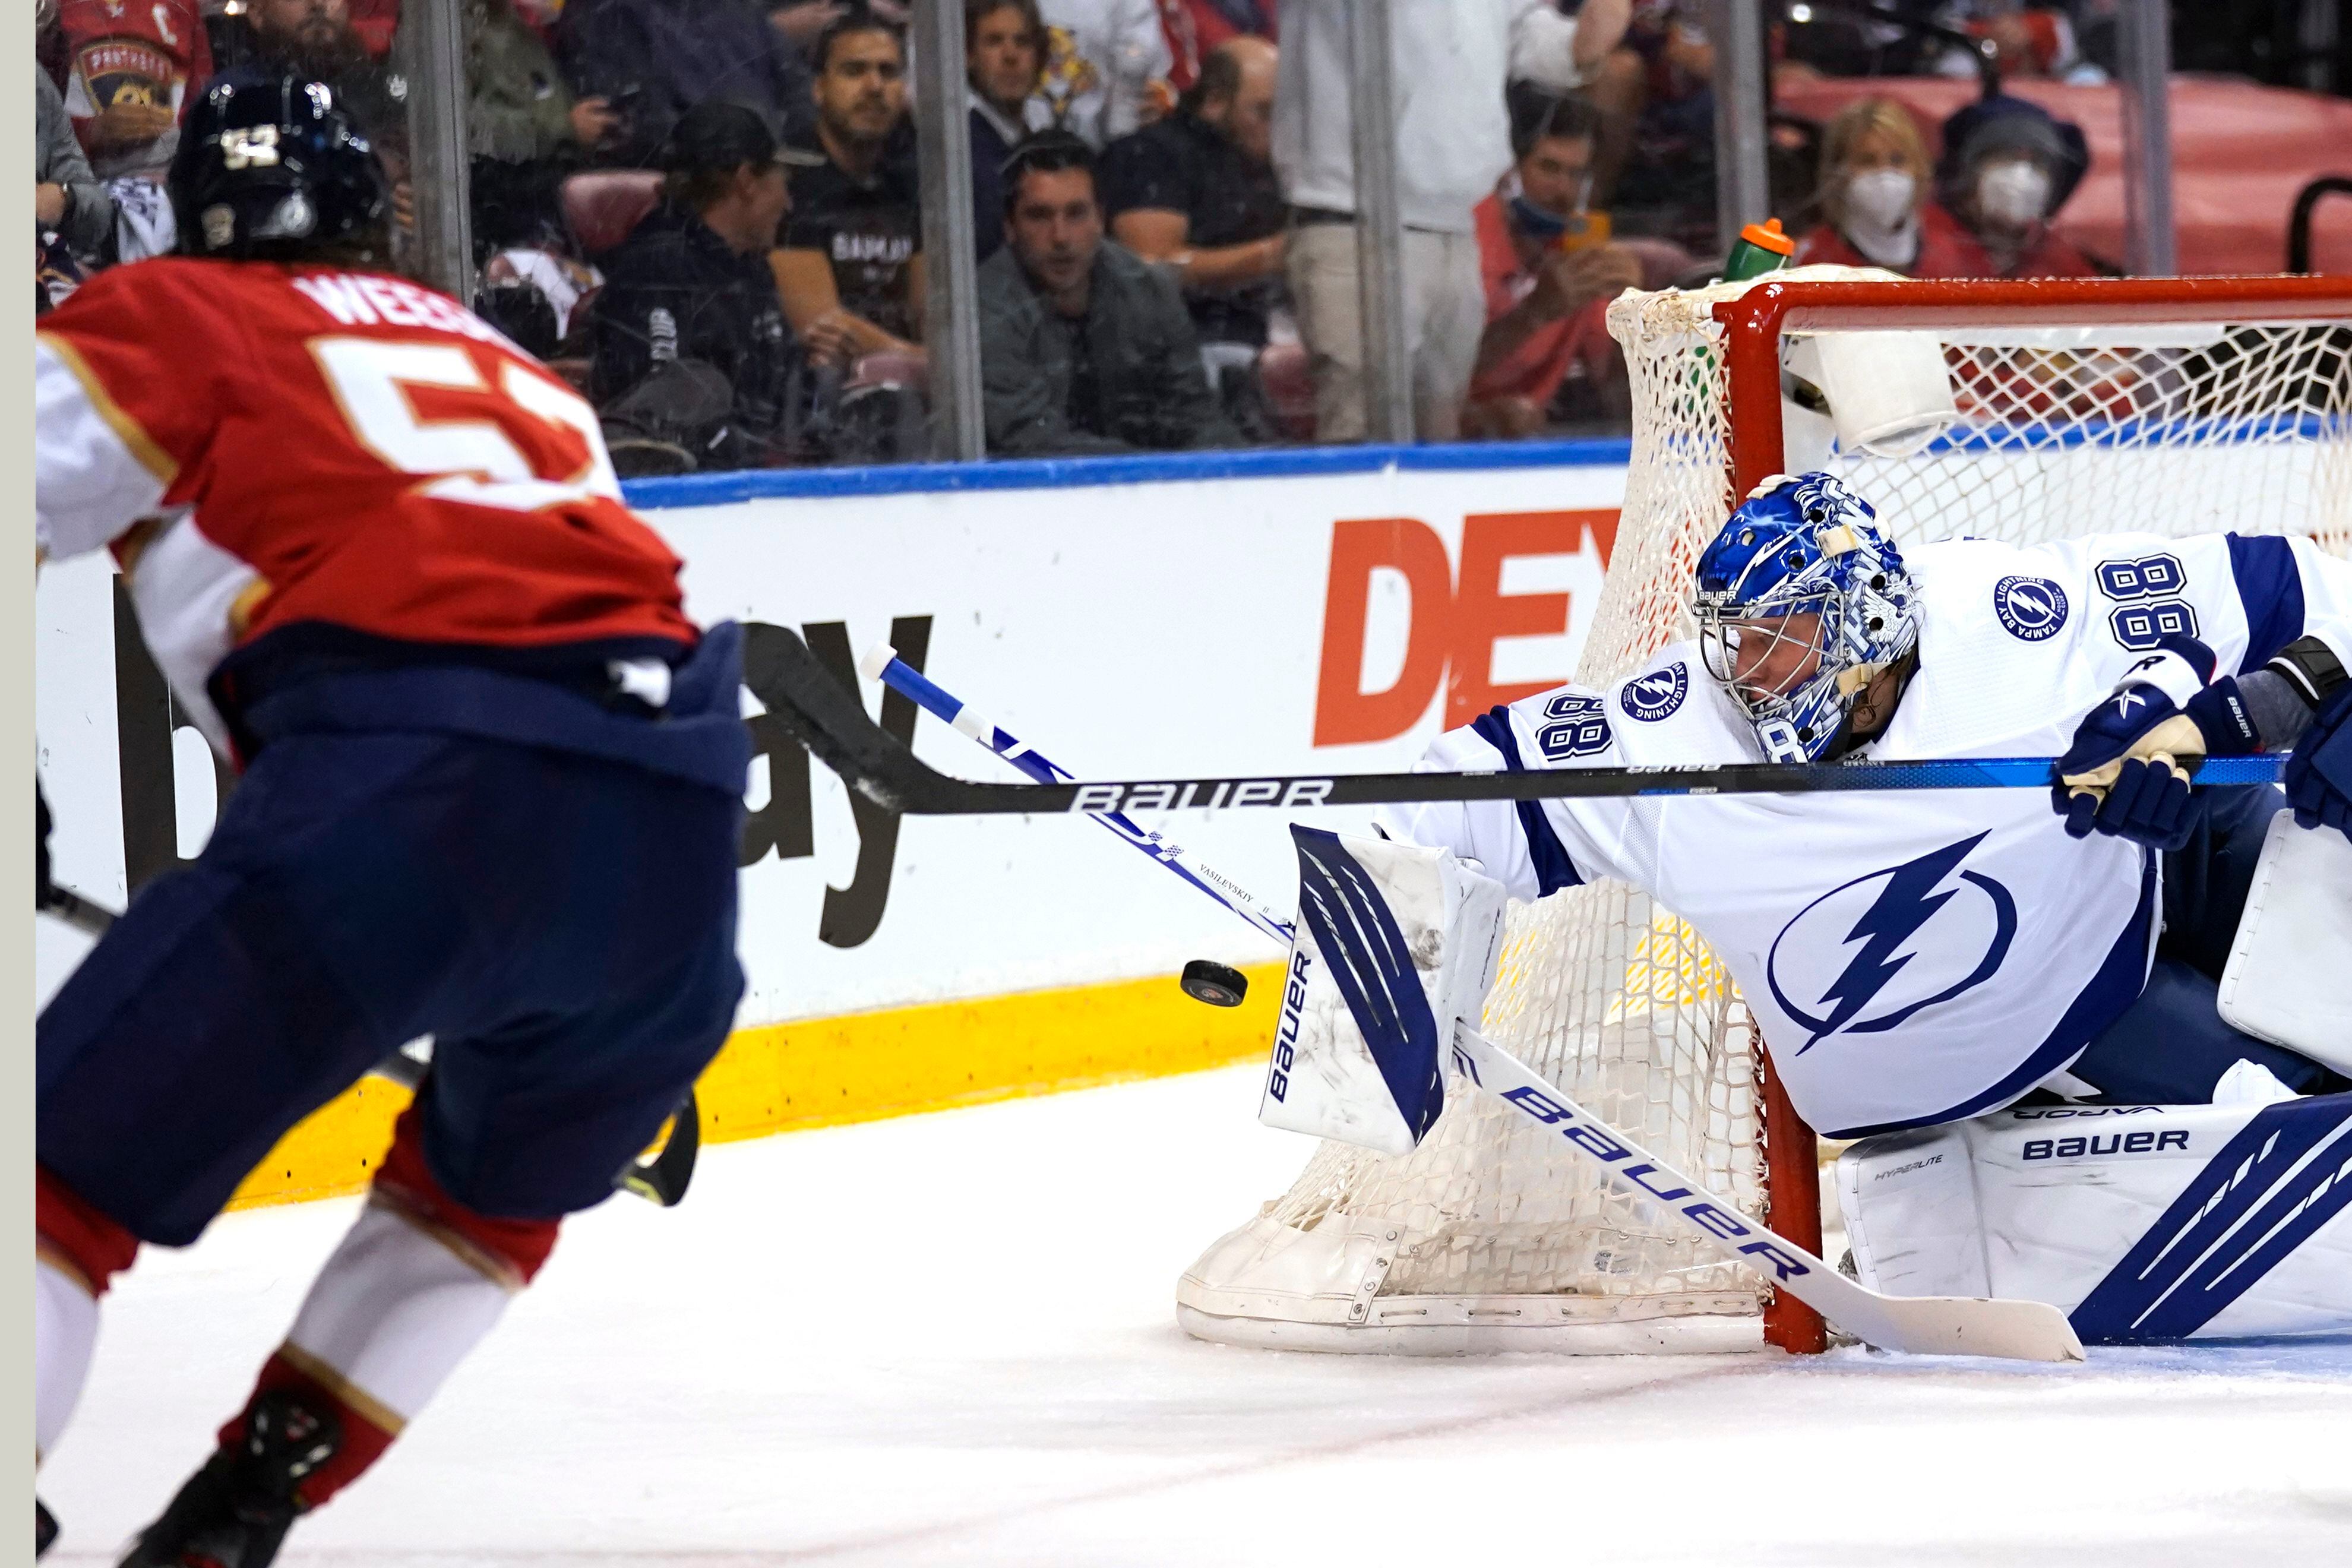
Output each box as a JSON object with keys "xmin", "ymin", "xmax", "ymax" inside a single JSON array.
[
  {"xmin": 1463, "ymin": 93, "xmax": 1642, "ymax": 439},
  {"xmin": 1937, "ymin": 93, "xmax": 2100, "ymax": 279},
  {"xmin": 1793, "ymin": 98, "xmax": 1981, "ymax": 279}
]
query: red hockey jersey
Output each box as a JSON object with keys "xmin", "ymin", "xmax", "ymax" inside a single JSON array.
[
  {"xmin": 36, "ymin": 258, "xmax": 696, "ymax": 748},
  {"xmin": 59, "ymin": 0, "xmax": 213, "ymax": 181}
]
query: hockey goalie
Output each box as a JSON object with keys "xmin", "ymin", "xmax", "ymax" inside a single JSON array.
[{"xmin": 1269, "ymin": 470, "xmax": 2352, "ymax": 1343}]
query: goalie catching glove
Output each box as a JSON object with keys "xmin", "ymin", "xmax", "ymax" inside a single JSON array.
[
  {"xmin": 1257, "ymin": 828, "xmax": 1507, "ymax": 1156},
  {"xmin": 2055, "ymin": 634, "xmax": 2259, "ymax": 849}
]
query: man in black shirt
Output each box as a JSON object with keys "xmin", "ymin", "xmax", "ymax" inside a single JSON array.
[
  {"xmin": 966, "ymin": 0, "xmax": 1048, "ymax": 264},
  {"xmin": 978, "ymin": 134, "xmax": 1238, "ymax": 456},
  {"xmin": 590, "ymin": 101, "xmax": 821, "ymax": 472},
  {"xmin": 1095, "ymin": 35, "xmax": 1285, "ymax": 349},
  {"xmin": 773, "ymin": 8, "xmax": 924, "ymax": 367}
]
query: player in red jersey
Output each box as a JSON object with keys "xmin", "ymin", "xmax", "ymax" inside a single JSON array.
[{"xmin": 33, "ymin": 71, "xmax": 749, "ymax": 1564}]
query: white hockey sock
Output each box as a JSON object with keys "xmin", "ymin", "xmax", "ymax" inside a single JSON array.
[
  {"xmin": 35, "ymin": 1257, "xmax": 101, "ymax": 1463},
  {"xmin": 282, "ymin": 1196, "xmax": 523, "ymax": 1436}
]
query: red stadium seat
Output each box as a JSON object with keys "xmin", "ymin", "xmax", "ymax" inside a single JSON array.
[{"xmin": 561, "ymin": 172, "xmax": 664, "ymax": 260}]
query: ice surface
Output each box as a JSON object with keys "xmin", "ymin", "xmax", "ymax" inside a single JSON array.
[{"xmin": 42, "ymin": 1066, "xmax": 2352, "ymax": 1566}]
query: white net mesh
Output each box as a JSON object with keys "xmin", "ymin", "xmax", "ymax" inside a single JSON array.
[{"xmin": 1180, "ymin": 270, "xmax": 2352, "ymax": 1344}]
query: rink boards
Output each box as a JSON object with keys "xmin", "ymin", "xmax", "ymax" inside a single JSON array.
[{"xmin": 34, "ymin": 442, "xmax": 1628, "ymax": 1206}]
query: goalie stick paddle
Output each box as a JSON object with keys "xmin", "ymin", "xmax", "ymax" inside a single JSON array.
[
  {"xmin": 766, "ymin": 627, "xmax": 2285, "ymax": 816},
  {"xmin": 36, "ymin": 889, "xmax": 700, "ymax": 1208},
  {"xmin": 869, "ymin": 652, "xmax": 2091, "ymax": 1363}
]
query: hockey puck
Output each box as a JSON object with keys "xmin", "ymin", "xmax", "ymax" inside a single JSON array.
[{"xmin": 1180, "ymin": 959, "xmax": 1249, "ymax": 1008}]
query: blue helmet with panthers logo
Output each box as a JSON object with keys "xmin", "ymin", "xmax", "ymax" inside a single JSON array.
[
  {"xmin": 170, "ymin": 69, "xmax": 390, "ymax": 261},
  {"xmin": 1692, "ymin": 472, "xmax": 1918, "ymax": 763}
]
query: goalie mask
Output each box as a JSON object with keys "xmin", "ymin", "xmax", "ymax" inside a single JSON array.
[{"xmin": 1693, "ymin": 472, "xmax": 1918, "ymax": 763}]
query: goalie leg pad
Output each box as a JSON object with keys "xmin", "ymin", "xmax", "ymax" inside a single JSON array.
[
  {"xmin": 2217, "ymin": 812, "xmax": 2352, "ymax": 1076},
  {"xmin": 1258, "ymin": 828, "xmax": 1508, "ymax": 1156},
  {"xmin": 1839, "ymin": 1094, "xmax": 2352, "ymax": 1342}
]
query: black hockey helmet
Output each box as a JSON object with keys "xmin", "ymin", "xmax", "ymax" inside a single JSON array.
[{"xmin": 170, "ymin": 68, "xmax": 390, "ymax": 260}]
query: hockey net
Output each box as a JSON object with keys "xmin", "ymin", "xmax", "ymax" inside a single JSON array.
[{"xmin": 1177, "ymin": 270, "xmax": 2352, "ymax": 1354}]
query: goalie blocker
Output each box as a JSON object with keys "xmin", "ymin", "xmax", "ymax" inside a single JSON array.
[{"xmin": 1260, "ymin": 829, "xmax": 1507, "ymax": 1156}]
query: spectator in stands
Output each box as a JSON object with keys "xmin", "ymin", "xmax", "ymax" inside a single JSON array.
[
  {"xmin": 448, "ymin": 0, "xmax": 620, "ymax": 169},
  {"xmin": 1098, "ymin": 34, "xmax": 1285, "ymax": 352},
  {"xmin": 774, "ymin": 8, "xmax": 925, "ymax": 371},
  {"xmin": 37, "ymin": 62, "xmax": 116, "ymax": 263},
  {"xmin": 1156, "ymin": 0, "xmax": 1276, "ymax": 93},
  {"xmin": 57, "ymin": 0, "xmax": 210, "ymax": 184},
  {"xmin": 212, "ymin": 0, "xmax": 405, "ymax": 151},
  {"xmin": 56, "ymin": 0, "xmax": 210, "ymax": 260},
  {"xmin": 979, "ymin": 133, "xmax": 1238, "ymax": 454},
  {"xmin": 557, "ymin": 0, "xmax": 815, "ymax": 170},
  {"xmin": 1793, "ymin": 98, "xmax": 1983, "ymax": 278},
  {"xmin": 380, "ymin": 1, "xmax": 620, "ymax": 273},
  {"xmin": 1034, "ymin": 0, "xmax": 1173, "ymax": 148},
  {"xmin": 1937, "ymin": 94, "xmax": 2100, "ymax": 279},
  {"xmin": 590, "ymin": 101, "xmax": 824, "ymax": 472},
  {"xmin": 1463, "ymin": 94, "xmax": 1642, "ymax": 440},
  {"xmin": 1273, "ymin": 0, "xmax": 1629, "ymax": 443},
  {"xmin": 968, "ymin": 0, "xmax": 1052, "ymax": 263}
]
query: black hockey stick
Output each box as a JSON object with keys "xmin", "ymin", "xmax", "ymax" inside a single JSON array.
[
  {"xmin": 37, "ymin": 889, "xmax": 700, "ymax": 1207},
  {"xmin": 756, "ymin": 627, "xmax": 2288, "ymax": 815}
]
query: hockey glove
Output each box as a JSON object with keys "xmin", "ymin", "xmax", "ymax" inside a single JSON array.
[
  {"xmin": 2054, "ymin": 634, "xmax": 2260, "ymax": 850},
  {"xmin": 2283, "ymin": 679, "xmax": 2352, "ymax": 843}
]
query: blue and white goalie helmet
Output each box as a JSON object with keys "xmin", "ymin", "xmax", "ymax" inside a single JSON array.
[{"xmin": 1692, "ymin": 472, "xmax": 1918, "ymax": 763}]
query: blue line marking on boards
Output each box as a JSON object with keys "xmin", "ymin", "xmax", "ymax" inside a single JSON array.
[{"xmin": 622, "ymin": 438, "xmax": 1635, "ymax": 510}]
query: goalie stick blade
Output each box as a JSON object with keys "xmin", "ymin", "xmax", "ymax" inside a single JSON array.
[
  {"xmin": 1839, "ymin": 1292, "xmax": 2086, "ymax": 1365},
  {"xmin": 748, "ymin": 624, "xmax": 936, "ymax": 813}
]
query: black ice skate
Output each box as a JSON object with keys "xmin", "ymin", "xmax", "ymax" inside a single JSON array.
[
  {"xmin": 36, "ymin": 1499, "xmax": 58, "ymax": 1557},
  {"xmin": 119, "ymin": 1390, "xmax": 342, "ymax": 1568}
]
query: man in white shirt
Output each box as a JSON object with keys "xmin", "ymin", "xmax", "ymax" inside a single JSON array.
[
  {"xmin": 1272, "ymin": 0, "xmax": 1630, "ymax": 442},
  {"xmin": 1035, "ymin": 0, "xmax": 1174, "ymax": 148}
]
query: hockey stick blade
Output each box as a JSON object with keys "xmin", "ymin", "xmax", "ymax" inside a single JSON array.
[
  {"xmin": 1453, "ymin": 1028, "xmax": 2085, "ymax": 1364},
  {"xmin": 767, "ymin": 640, "xmax": 2285, "ymax": 817}
]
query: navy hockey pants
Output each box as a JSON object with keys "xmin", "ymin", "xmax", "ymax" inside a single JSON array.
[
  {"xmin": 2068, "ymin": 784, "xmax": 2348, "ymax": 1103},
  {"xmin": 37, "ymin": 728, "xmax": 744, "ymax": 1246}
]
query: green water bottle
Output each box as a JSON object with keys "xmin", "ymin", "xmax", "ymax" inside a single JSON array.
[{"xmin": 1723, "ymin": 217, "xmax": 1795, "ymax": 282}]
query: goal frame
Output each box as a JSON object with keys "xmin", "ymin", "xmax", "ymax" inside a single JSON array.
[{"xmin": 1716, "ymin": 274, "xmax": 2352, "ymax": 1354}]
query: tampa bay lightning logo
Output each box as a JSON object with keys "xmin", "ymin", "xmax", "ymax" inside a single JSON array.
[
  {"xmin": 1766, "ymin": 833, "xmax": 2018, "ymax": 1053},
  {"xmin": 1620, "ymin": 662, "xmax": 1690, "ymax": 722},
  {"xmin": 1993, "ymin": 576, "xmax": 2069, "ymax": 642}
]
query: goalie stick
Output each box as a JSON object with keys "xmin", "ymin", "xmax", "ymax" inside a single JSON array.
[
  {"xmin": 36, "ymin": 888, "xmax": 701, "ymax": 1208},
  {"xmin": 866, "ymin": 650, "xmax": 2088, "ymax": 1363},
  {"xmin": 770, "ymin": 627, "xmax": 2283, "ymax": 817}
]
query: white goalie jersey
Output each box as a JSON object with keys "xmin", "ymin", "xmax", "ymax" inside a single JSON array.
[{"xmin": 1383, "ymin": 530, "xmax": 2352, "ymax": 1139}]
